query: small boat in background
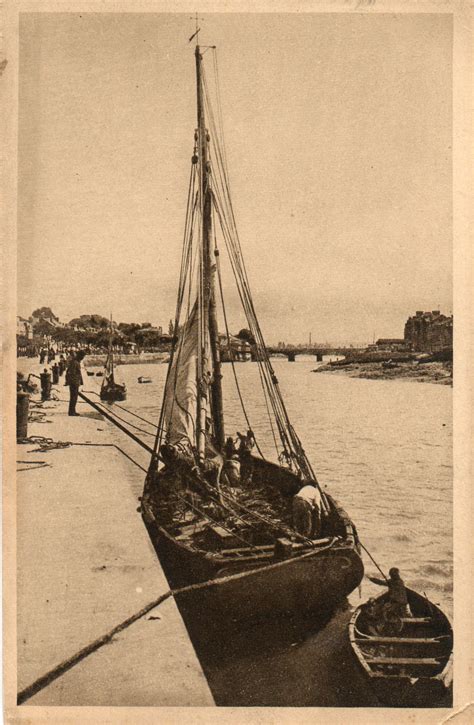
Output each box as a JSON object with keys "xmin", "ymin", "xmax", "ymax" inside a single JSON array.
[
  {"xmin": 138, "ymin": 376, "xmax": 152, "ymax": 384},
  {"xmin": 349, "ymin": 588, "xmax": 452, "ymax": 707},
  {"xmin": 100, "ymin": 315, "xmax": 127, "ymax": 402}
]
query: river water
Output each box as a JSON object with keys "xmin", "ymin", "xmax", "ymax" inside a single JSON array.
[
  {"xmin": 104, "ymin": 357, "xmax": 452, "ymax": 614},
  {"xmin": 94, "ymin": 357, "xmax": 452, "ymax": 706}
]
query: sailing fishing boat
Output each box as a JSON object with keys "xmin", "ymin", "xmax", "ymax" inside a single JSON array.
[
  {"xmin": 100, "ymin": 315, "xmax": 127, "ymax": 402},
  {"xmin": 141, "ymin": 41, "xmax": 363, "ymax": 621}
]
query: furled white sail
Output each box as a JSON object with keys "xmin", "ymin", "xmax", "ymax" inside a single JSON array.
[
  {"xmin": 162, "ymin": 303, "xmax": 211, "ymax": 447},
  {"xmin": 104, "ymin": 350, "xmax": 114, "ymax": 382}
]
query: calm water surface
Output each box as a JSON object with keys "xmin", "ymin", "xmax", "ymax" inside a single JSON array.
[
  {"xmin": 86, "ymin": 357, "xmax": 452, "ymax": 705},
  {"xmin": 101, "ymin": 356, "xmax": 452, "ymax": 619}
]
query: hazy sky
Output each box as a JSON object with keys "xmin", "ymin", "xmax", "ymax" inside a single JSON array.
[{"xmin": 18, "ymin": 12, "xmax": 452, "ymax": 344}]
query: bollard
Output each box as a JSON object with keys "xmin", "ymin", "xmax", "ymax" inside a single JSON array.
[
  {"xmin": 17, "ymin": 391, "xmax": 30, "ymax": 440},
  {"xmin": 40, "ymin": 370, "xmax": 52, "ymax": 401}
]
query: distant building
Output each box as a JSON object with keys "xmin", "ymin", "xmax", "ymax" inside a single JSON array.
[
  {"xmin": 404, "ymin": 310, "xmax": 453, "ymax": 352},
  {"xmin": 375, "ymin": 338, "xmax": 407, "ymax": 352},
  {"xmin": 123, "ymin": 341, "xmax": 138, "ymax": 354}
]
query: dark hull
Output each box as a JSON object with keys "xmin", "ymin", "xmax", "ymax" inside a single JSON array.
[
  {"xmin": 100, "ymin": 385, "xmax": 127, "ymax": 402},
  {"xmin": 349, "ymin": 588, "xmax": 453, "ymax": 707},
  {"xmin": 142, "ymin": 486, "xmax": 364, "ymax": 623},
  {"xmin": 367, "ymin": 675, "xmax": 452, "ymax": 708}
]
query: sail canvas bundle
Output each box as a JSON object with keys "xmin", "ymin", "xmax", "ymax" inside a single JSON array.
[
  {"xmin": 162, "ymin": 303, "xmax": 211, "ymax": 448},
  {"xmin": 104, "ymin": 350, "xmax": 114, "ymax": 381}
]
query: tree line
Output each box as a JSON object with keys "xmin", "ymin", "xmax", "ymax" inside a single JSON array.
[{"xmin": 21, "ymin": 307, "xmax": 256, "ymax": 352}]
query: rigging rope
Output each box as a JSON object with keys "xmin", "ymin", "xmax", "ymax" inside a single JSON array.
[
  {"xmin": 149, "ymin": 50, "xmax": 326, "ymax": 505},
  {"xmin": 211, "ymin": 202, "xmax": 266, "ymax": 459},
  {"xmin": 204, "ymin": 65, "xmax": 298, "ymax": 464},
  {"xmin": 202, "ymin": 60, "xmax": 326, "ymax": 500}
]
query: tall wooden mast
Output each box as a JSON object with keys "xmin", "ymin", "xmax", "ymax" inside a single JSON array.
[
  {"xmin": 195, "ymin": 44, "xmax": 225, "ymax": 452},
  {"xmin": 107, "ymin": 312, "xmax": 114, "ymax": 378}
]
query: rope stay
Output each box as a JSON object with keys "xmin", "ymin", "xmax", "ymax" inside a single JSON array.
[
  {"xmin": 149, "ymin": 48, "xmax": 323, "ymax": 501},
  {"xmin": 201, "ymin": 59, "xmax": 324, "ymax": 493}
]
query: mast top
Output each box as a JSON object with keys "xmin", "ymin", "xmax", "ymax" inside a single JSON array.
[{"xmin": 188, "ymin": 12, "xmax": 201, "ymax": 46}]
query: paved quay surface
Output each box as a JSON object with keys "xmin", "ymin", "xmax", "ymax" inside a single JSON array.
[{"xmin": 16, "ymin": 359, "xmax": 214, "ymax": 706}]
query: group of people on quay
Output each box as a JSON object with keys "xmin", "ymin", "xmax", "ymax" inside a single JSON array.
[
  {"xmin": 23, "ymin": 346, "xmax": 89, "ymax": 415},
  {"xmin": 38, "ymin": 346, "xmax": 59, "ymax": 365}
]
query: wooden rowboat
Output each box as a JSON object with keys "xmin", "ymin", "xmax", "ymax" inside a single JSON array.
[
  {"xmin": 349, "ymin": 588, "xmax": 452, "ymax": 707},
  {"xmin": 100, "ymin": 381, "xmax": 127, "ymax": 402}
]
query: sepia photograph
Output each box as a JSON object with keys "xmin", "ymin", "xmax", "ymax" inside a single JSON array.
[{"xmin": 3, "ymin": 2, "xmax": 472, "ymax": 722}]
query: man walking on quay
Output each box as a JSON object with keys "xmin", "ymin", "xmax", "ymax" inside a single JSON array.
[{"xmin": 66, "ymin": 350, "xmax": 86, "ymax": 416}]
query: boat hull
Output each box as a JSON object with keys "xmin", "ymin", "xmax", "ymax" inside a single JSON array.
[
  {"xmin": 364, "ymin": 675, "xmax": 452, "ymax": 709},
  {"xmin": 142, "ymin": 505, "xmax": 364, "ymax": 623},
  {"xmin": 100, "ymin": 386, "xmax": 127, "ymax": 402}
]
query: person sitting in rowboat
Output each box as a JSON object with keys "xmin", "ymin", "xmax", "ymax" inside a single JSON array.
[
  {"xmin": 292, "ymin": 484, "xmax": 322, "ymax": 538},
  {"xmin": 368, "ymin": 567, "xmax": 412, "ymax": 632},
  {"xmin": 364, "ymin": 597, "xmax": 383, "ymax": 635}
]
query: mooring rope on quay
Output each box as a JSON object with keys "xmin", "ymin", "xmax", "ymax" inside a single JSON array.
[
  {"xmin": 18, "ymin": 435, "xmax": 149, "ymax": 474},
  {"xmin": 16, "ymin": 541, "xmax": 337, "ymax": 705},
  {"xmin": 78, "ymin": 391, "xmax": 155, "ymax": 454},
  {"xmin": 81, "ymin": 390, "xmax": 157, "ymax": 437}
]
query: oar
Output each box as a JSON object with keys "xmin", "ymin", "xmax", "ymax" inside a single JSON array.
[{"xmin": 359, "ymin": 541, "xmax": 388, "ymax": 582}]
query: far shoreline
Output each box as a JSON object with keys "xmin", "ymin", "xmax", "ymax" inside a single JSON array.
[
  {"xmin": 313, "ymin": 360, "xmax": 452, "ymax": 386},
  {"xmin": 84, "ymin": 352, "xmax": 169, "ymax": 367}
]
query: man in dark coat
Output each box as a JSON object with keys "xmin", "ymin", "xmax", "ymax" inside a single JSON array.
[
  {"xmin": 51, "ymin": 363, "xmax": 60, "ymax": 385},
  {"xmin": 58, "ymin": 354, "xmax": 66, "ymax": 376},
  {"xmin": 66, "ymin": 350, "xmax": 85, "ymax": 416},
  {"xmin": 368, "ymin": 567, "xmax": 411, "ymax": 619}
]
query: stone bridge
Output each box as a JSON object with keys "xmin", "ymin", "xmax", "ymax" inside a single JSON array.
[{"xmin": 265, "ymin": 346, "xmax": 364, "ymax": 362}]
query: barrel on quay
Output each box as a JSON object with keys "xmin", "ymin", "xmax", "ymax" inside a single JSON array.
[{"xmin": 15, "ymin": 361, "xmax": 214, "ymax": 707}]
